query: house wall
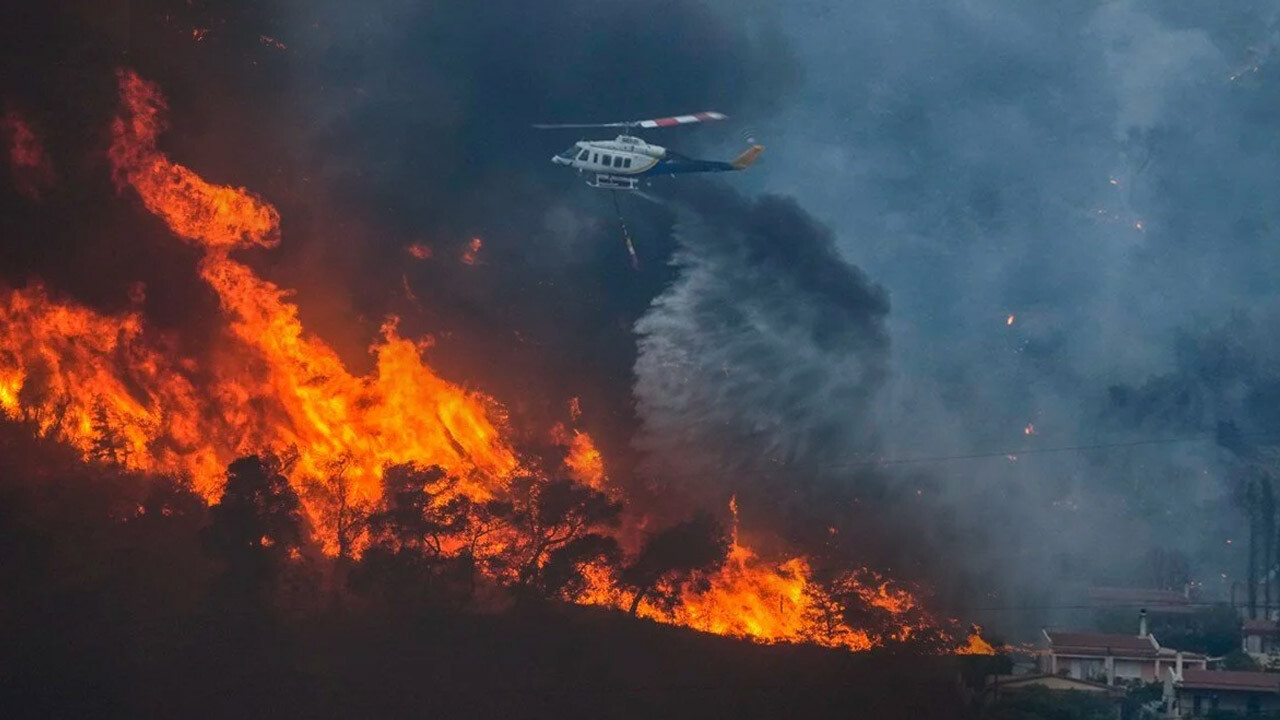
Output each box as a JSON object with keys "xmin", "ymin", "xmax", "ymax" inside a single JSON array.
[
  {"xmin": 1178, "ymin": 689, "xmax": 1280, "ymax": 717},
  {"xmin": 1114, "ymin": 659, "xmax": 1147, "ymax": 682},
  {"xmin": 1155, "ymin": 657, "xmax": 1207, "ymax": 681},
  {"xmin": 1055, "ymin": 654, "xmax": 1160, "ymax": 684},
  {"xmin": 1244, "ymin": 633, "xmax": 1280, "ymax": 663},
  {"xmin": 1063, "ymin": 657, "xmax": 1106, "ymax": 682}
]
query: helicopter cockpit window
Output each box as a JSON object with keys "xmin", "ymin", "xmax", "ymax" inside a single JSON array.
[{"xmin": 577, "ymin": 149, "xmax": 589, "ymax": 161}]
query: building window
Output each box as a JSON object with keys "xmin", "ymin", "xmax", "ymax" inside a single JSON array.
[
  {"xmin": 1193, "ymin": 695, "xmax": 1201, "ymax": 715},
  {"xmin": 1249, "ymin": 694, "xmax": 1261, "ymax": 715}
]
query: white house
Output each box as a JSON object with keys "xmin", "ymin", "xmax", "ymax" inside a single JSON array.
[{"xmin": 1042, "ymin": 611, "xmax": 1207, "ymax": 685}]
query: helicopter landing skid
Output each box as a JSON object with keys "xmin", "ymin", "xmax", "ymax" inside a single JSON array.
[{"xmin": 587, "ymin": 174, "xmax": 639, "ymax": 190}]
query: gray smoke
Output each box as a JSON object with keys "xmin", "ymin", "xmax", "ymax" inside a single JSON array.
[
  {"xmin": 633, "ymin": 191, "xmax": 889, "ymax": 509},
  {"xmin": 729, "ymin": 0, "xmax": 1280, "ymax": 630}
]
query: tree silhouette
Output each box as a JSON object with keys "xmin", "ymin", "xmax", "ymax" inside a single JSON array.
[
  {"xmin": 350, "ymin": 463, "xmax": 474, "ymax": 608},
  {"xmin": 118, "ymin": 474, "xmax": 211, "ymax": 617},
  {"xmin": 620, "ymin": 511, "xmax": 729, "ymax": 615},
  {"xmin": 301, "ymin": 457, "xmax": 370, "ymax": 562},
  {"xmin": 539, "ymin": 533, "xmax": 621, "ymax": 601},
  {"xmin": 204, "ymin": 454, "xmax": 306, "ymax": 613},
  {"xmin": 364, "ymin": 463, "xmax": 468, "ymax": 555},
  {"xmin": 88, "ymin": 399, "xmax": 128, "ymax": 467},
  {"xmin": 1248, "ymin": 476, "xmax": 1258, "ymax": 618},
  {"xmin": 505, "ymin": 475, "xmax": 622, "ymax": 592}
]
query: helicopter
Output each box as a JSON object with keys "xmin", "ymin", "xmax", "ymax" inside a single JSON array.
[{"xmin": 534, "ymin": 111, "xmax": 763, "ymax": 190}]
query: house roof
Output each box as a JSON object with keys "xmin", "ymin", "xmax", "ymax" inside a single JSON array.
[
  {"xmin": 989, "ymin": 674, "xmax": 1121, "ymax": 696},
  {"xmin": 1157, "ymin": 647, "xmax": 1206, "ymax": 660},
  {"xmin": 1179, "ymin": 669, "xmax": 1280, "ymax": 693},
  {"xmin": 1243, "ymin": 619, "xmax": 1278, "ymax": 634},
  {"xmin": 1046, "ymin": 631, "xmax": 1158, "ymax": 657}
]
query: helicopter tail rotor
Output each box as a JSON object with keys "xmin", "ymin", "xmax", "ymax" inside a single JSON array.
[{"xmin": 731, "ymin": 144, "xmax": 765, "ymax": 170}]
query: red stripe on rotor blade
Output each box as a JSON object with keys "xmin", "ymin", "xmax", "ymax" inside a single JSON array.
[{"xmin": 652, "ymin": 117, "xmax": 680, "ymax": 127}]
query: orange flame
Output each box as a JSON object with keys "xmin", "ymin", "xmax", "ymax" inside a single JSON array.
[
  {"xmin": 0, "ymin": 70, "xmax": 518, "ymax": 508},
  {"xmin": 0, "ymin": 71, "xmax": 983, "ymax": 654},
  {"xmin": 955, "ymin": 631, "xmax": 997, "ymax": 655},
  {"xmin": 551, "ymin": 422, "xmax": 607, "ymax": 492},
  {"xmin": 579, "ymin": 498, "xmax": 939, "ymax": 652}
]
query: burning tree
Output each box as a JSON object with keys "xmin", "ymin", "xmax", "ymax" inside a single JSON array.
[
  {"xmin": 350, "ymin": 463, "xmax": 477, "ymax": 609},
  {"xmin": 300, "ymin": 457, "xmax": 372, "ymax": 562},
  {"xmin": 620, "ymin": 511, "xmax": 730, "ymax": 615},
  {"xmin": 504, "ymin": 475, "xmax": 622, "ymax": 593}
]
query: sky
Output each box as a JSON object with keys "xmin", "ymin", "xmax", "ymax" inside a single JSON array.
[{"xmin": 6, "ymin": 0, "xmax": 1280, "ymax": 635}]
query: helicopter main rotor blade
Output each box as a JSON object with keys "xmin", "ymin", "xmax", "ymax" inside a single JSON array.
[
  {"xmin": 532, "ymin": 111, "xmax": 727, "ymax": 130},
  {"xmin": 531, "ymin": 121, "xmax": 636, "ymax": 129},
  {"xmin": 636, "ymin": 111, "xmax": 727, "ymax": 128}
]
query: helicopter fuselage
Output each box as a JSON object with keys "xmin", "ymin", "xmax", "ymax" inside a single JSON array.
[
  {"xmin": 551, "ymin": 135, "xmax": 761, "ymax": 189},
  {"xmin": 552, "ymin": 136, "xmax": 667, "ymax": 175}
]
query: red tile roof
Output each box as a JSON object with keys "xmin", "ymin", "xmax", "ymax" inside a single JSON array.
[
  {"xmin": 988, "ymin": 674, "xmax": 1121, "ymax": 696},
  {"xmin": 1046, "ymin": 632, "xmax": 1158, "ymax": 657},
  {"xmin": 1180, "ymin": 669, "xmax": 1280, "ymax": 693}
]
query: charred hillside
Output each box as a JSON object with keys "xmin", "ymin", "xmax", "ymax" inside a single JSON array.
[{"xmin": 0, "ymin": 419, "xmax": 972, "ymax": 720}]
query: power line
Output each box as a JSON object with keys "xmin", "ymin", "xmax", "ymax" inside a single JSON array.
[
  {"xmin": 953, "ymin": 601, "xmax": 1226, "ymax": 614},
  {"xmin": 802, "ymin": 430, "xmax": 1280, "ymax": 471}
]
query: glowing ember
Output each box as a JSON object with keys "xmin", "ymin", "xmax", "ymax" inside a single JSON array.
[
  {"xmin": 1005, "ymin": 313, "xmax": 1015, "ymax": 326},
  {"xmin": 461, "ymin": 237, "xmax": 483, "ymax": 265},
  {"xmin": 407, "ymin": 242, "xmax": 433, "ymax": 260},
  {"xmin": 1023, "ymin": 423, "xmax": 1035, "ymax": 436}
]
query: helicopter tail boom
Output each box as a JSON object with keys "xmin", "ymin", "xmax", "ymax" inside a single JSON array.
[{"xmin": 731, "ymin": 144, "xmax": 765, "ymax": 170}]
